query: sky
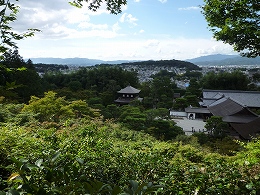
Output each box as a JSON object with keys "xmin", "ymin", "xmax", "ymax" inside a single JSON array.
[{"xmin": 13, "ymin": 0, "xmax": 239, "ymax": 61}]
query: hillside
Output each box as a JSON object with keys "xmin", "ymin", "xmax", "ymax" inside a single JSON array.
[
  {"xmin": 187, "ymin": 54, "xmax": 260, "ymax": 66},
  {"xmin": 114, "ymin": 59, "xmax": 201, "ymax": 71}
]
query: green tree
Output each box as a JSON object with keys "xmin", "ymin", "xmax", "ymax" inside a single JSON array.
[
  {"xmin": 146, "ymin": 119, "xmax": 184, "ymax": 140},
  {"xmin": 0, "ymin": 1, "xmax": 38, "ymax": 56},
  {"xmin": 118, "ymin": 106, "xmax": 146, "ymax": 130},
  {"xmin": 22, "ymin": 91, "xmax": 73, "ymax": 122},
  {"xmin": 202, "ymin": 0, "xmax": 259, "ymax": 57},
  {"xmin": 145, "ymin": 108, "xmax": 169, "ymax": 125},
  {"xmin": 200, "ymin": 70, "xmax": 250, "ymax": 90},
  {"xmin": 103, "ymin": 104, "xmax": 120, "ymax": 119},
  {"xmin": 205, "ymin": 116, "xmax": 229, "ymax": 138},
  {"xmin": 186, "ymin": 78, "xmax": 201, "ymax": 97},
  {"xmin": 185, "ymin": 94, "xmax": 199, "ymax": 107},
  {"xmin": 0, "ymin": 50, "xmax": 43, "ymax": 102},
  {"xmin": 173, "ymin": 97, "xmax": 188, "ymax": 111},
  {"xmin": 68, "ymin": 80, "xmax": 83, "ymax": 92},
  {"xmin": 140, "ymin": 80, "xmax": 188, "ymax": 109}
]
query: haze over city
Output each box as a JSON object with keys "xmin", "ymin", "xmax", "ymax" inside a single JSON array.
[{"xmin": 15, "ymin": 0, "xmax": 239, "ymax": 61}]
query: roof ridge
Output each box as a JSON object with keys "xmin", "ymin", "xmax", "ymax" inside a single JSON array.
[
  {"xmin": 225, "ymin": 96, "xmax": 245, "ymax": 107},
  {"xmin": 203, "ymin": 89, "xmax": 260, "ymax": 94}
]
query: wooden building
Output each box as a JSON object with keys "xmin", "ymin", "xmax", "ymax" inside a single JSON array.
[{"xmin": 114, "ymin": 85, "xmax": 141, "ymax": 105}]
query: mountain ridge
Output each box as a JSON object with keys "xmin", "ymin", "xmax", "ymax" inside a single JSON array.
[
  {"xmin": 186, "ymin": 54, "xmax": 260, "ymax": 66},
  {"xmin": 28, "ymin": 57, "xmax": 137, "ymax": 66},
  {"xmin": 28, "ymin": 54, "xmax": 260, "ymax": 66}
]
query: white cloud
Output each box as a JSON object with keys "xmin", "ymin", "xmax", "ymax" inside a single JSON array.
[
  {"xmin": 19, "ymin": 37, "xmax": 238, "ymax": 61},
  {"xmin": 126, "ymin": 14, "xmax": 138, "ymax": 25},
  {"xmin": 178, "ymin": 6, "xmax": 200, "ymax": 11},
  {"xmin": 119, "ymin": 13, "xmax": 127, "ymax": 22},
  {"xmin": 143, "ymin": 39, "xmax": 160, "ymax": 48},
  {"xmin": 119, "ymin": 13, "xmax": 138, "ymax": 25},
  {"xmin": 78, "ymin": 22, "xmax": 108, "ymax": 30},
  {"xmin": 134, "ymin": 0, "xmax": 141, "ymax": 2},
  {"xmin": 112, "ymin": 22, "xmax": 121, "ymax": 32},
  {"xmin": 13, "ymin": 0, "xmax": 238, "ymax": 61},
  {"xmin": 12, "ymin": 0, "xmax": 125, "ymax": 40},
  {"xmin": 158, "ymin": 0, "xmax": 167, "ymax": 3}
]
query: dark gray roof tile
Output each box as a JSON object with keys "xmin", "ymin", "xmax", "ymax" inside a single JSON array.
[
  {"xmin": 118, "ymin": 86, "xmax": 140, "ymax": 94},
  {"xmin": 203, "ymin": 89, "xmax": 260, "ymax": 108}
]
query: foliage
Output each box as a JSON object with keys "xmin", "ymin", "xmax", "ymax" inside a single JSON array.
[
  {"xmin": 69, "ymin": 0, "xmax": 127, "ymax": 14},
  {"xmin": 145, "ymin": 108, "xmax": 170, "ymax": 123},
  {"xmin": 192, "ymin": 132, "xmax": 211, "ymax": 145},
  {"xmin": 200, "ymin": 70, "xmax": 250, "ymax": 90},
  {"xmin": 119, "ymin": 59, "xmax": 201, "ymax": 71},
  {"xmin": 118, "ymin": 105, "xmax": 184, "ymax": 140},
  {"xmin": 0, "ymin": 103, "xmax": 37, "ymax": 125},
  {"xmin": 118, "ymin": 106, "xmax": 147, "ymax": 130},
  {"xmin": 0, "ymin": 1, "xmax": 260, "ymax": 193},
  {"xmin": 43, "ymin": 66, "xmax": 139, "ymax": 106},
  {"xmin": 0, "ymin": 108, "xmax": 260, "ymax": 194},
  {"xmin": 185, "ymin": 94, "xmax": 199, "ymax": 107},
  {"xmin": 234, "ymin": 138, "xmax": 260, "ymax": 165},
  {"xmin": 205, "ymin": 116, "xmax": 229, "ymax": 138},
  {"xmin": 183, "ymin": 71, "xmax": 203, "ymax": 79},
  {"xmin": 22, "ymin": 91, "xmax": 98, "ymax": 122},
  {"xmin": 0, "ymin": 0, "xmax": 39, "ymax": 56},
  {"xmin": 173, "ymin": 97, "xmax": 188, "ymax": 111},
  {"xmin": 140, "ymin": 77, "xmax": 176, "ymax": 109},
  {"xmin": 3, "ymin": 154, "xmax": 162, "ymax": 194},
  {"xmin": 0, "ymin": 50, "xmax": 43, "ymax": 102},
  {"xmin": 186, "ymin": 78, "xmax": 201, "ymax": 97},
  {"xmin": 202, "ymin": 0, "xmax": 260, "ymax": 57},
  {"xmin": 146, "ymin": 119, "xmax": 184, "ymax": 141}
]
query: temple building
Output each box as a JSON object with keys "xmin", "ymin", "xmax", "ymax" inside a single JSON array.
[{"xmin": 114, "ymin": 85, "xmax": 142, "ymax": 105}]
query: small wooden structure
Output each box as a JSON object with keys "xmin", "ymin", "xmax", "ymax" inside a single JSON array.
[{"xmin": 114, "ymin": 85, "xmax": 141, "ymax": 105}]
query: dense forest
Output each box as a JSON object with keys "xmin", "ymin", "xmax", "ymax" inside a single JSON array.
[{"xmin": 1, "ymin": 50, "xmax": 260, "ymax": 194}]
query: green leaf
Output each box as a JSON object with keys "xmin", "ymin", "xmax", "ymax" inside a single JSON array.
[
  {"xmin": 51, "ymin": 151, "xmax": 61, "ymax": 162},
  {"xmin": 7, "ymin": 189, "xmax": 20, "ymax": 195},
  {"xmin": 76, "ymin": 157, "xmax": 84, "ymax": 164},
  {"xmin": 35, "ymin": 159, "xmax": 43, "ymax": 167}
]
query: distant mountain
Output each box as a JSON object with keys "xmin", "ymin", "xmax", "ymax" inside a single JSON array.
[
  {"xmin": 28, "ymin": 55, "xmax": 260, "ymax": 66},
  {"xmin": 186, "ymin": 54, "xmax": 260, "ymax": 66},
  {"xmin": 28, "ymin": 57, "xmax": 136, "ymax": 66},
  {"xmin": 186, "ymin": 54, "xmax": 238, "ymax": 63}
]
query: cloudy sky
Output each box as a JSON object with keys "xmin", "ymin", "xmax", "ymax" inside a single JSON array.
[{"xmin": 14, "ymin": 0, "xmax": 238, "ymax": 61}]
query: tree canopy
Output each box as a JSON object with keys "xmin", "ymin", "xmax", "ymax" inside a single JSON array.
[
  {"xmin": 0, "ymin": 0, "xmax": 39, "ymax": 56},
  {"xmin": 70, "ymin": 0, "xmax": 126, "ymax": 14},
  {"xmin": 202, "ymin": 0, "xmax": 260, "ymax": 57}
]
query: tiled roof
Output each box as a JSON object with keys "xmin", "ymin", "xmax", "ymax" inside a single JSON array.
[
  {"xmin": 118, "ymin": 86, "xmax": 140, "ymax": 94},
  {"xmin": 202, "ymin": 89, "xmax": 260, "ymax": 108},
  {"xmin": 114, "ymin": 98, "xmax": 133, "ymax": 103},
  {"xmin": 223, "ymin": 115, "xmax": 257, "ymax": 123},
  {"xmin": 208, "ymin": 97, "xmax": 258, "ymax": 123},
  {"xmin": 185, "ymin": 107, "xmax": 211, "ymax": 114},
  {"xmin": 230, "ymin": 117, "xmax": 260, "ymax": 139},
  {"xmin": 208, "ymin": 98, "xmax": 244, "ymax": 117}
]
